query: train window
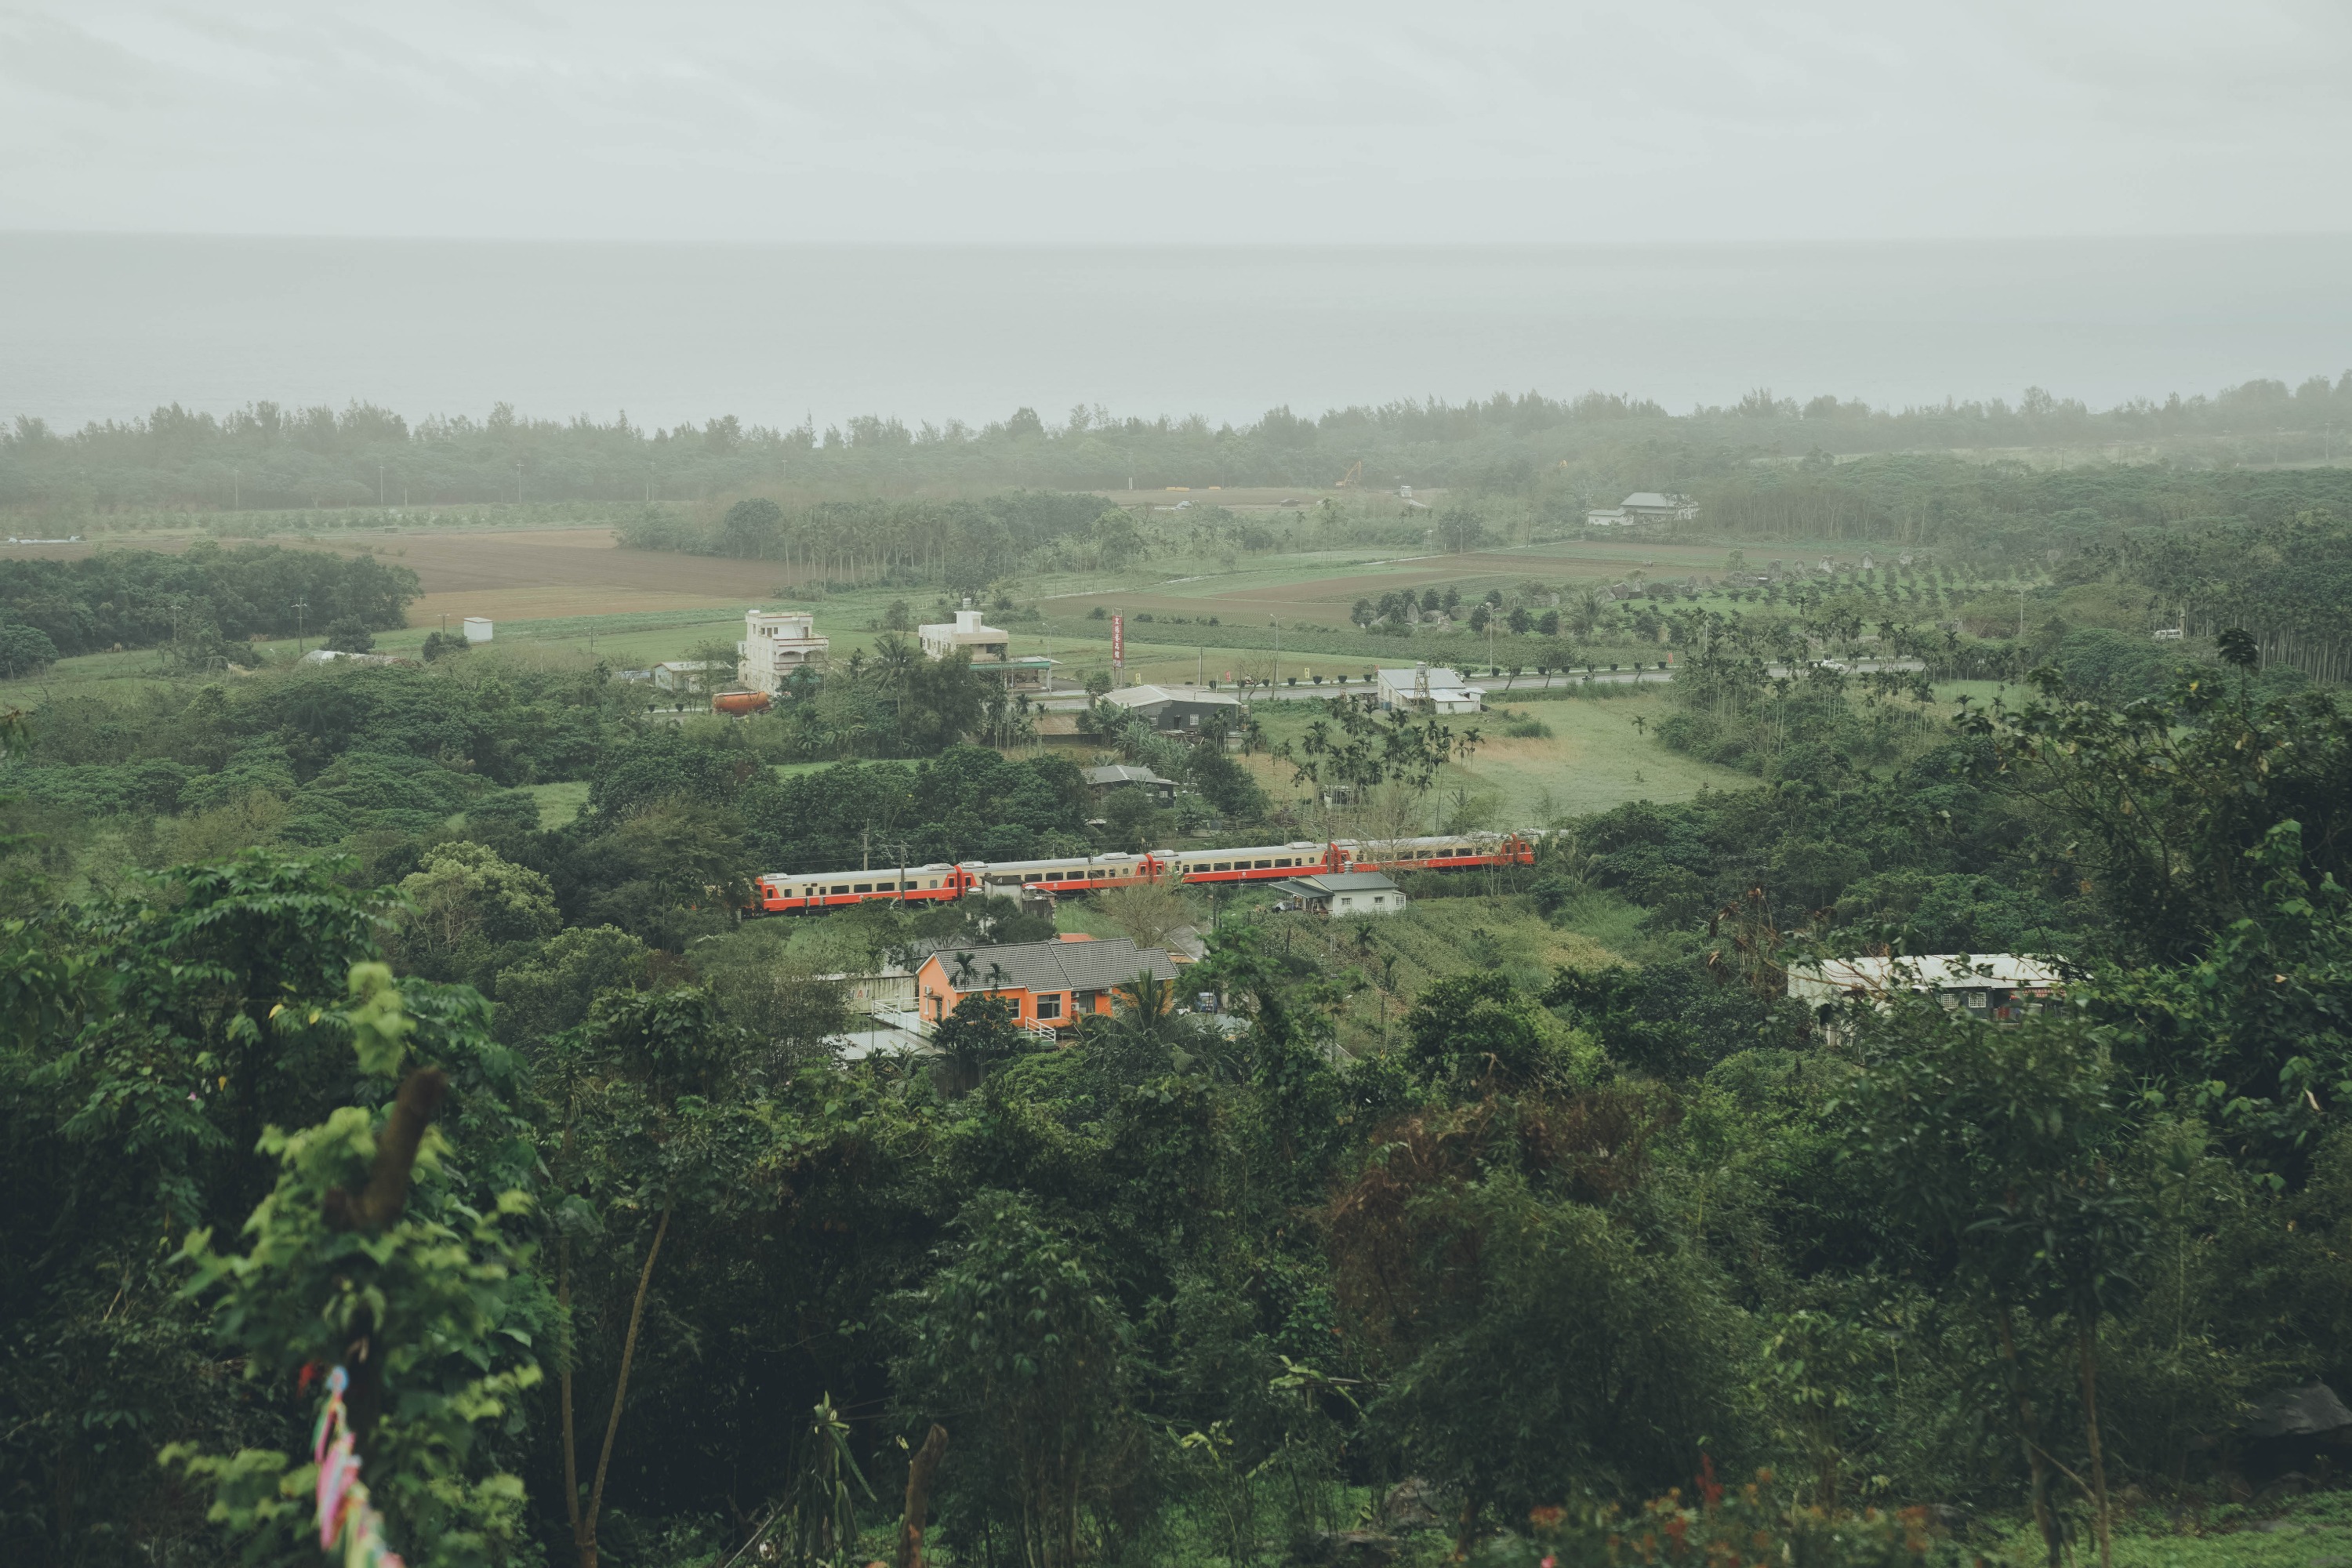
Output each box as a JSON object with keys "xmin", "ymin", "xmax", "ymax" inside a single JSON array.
[
  {"xmin": 1254, "ymin": 859, "xmax": 1272, "ymax": 869},
  {"xmin": 854, "ymin": 884, "xmax": 872, "ymax": 894},
  {"xmin": 1089, "ymin": 869, "xmax": 1105, "ymax": 880}
]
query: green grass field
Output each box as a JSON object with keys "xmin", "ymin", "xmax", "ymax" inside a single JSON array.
[{"xmin": 1234, "ymin": 688, "xmax": 1754, "ymax": 825}]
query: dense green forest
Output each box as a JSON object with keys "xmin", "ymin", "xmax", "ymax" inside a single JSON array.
[
  {"xmin": 6, "ymin": 511, "xmax": 2352, "ymax": 1568},
  {"xmin": 5, "ymin": 372, "xmax": 2350, "ymax": 515},
  {"xmin": 0, "ymin": 540, "xmax": 420, "ymax": 663}
]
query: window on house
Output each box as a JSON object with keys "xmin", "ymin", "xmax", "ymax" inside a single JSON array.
[{"xmin": 1036, "ymin": 994, "xmax": 1063, "ymax": 1020}]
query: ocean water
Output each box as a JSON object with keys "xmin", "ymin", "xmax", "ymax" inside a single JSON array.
[{"xmin": 3, "ymin": 233, "xmax": 2348, "ymax": 433}]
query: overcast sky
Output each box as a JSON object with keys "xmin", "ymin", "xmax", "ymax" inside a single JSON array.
[{"xmin": 3, "ymin": 0, "xmax": 2349, "ymax": 244}]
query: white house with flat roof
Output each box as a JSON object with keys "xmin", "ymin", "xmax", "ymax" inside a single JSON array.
[
  {"xmin": 918, "ymin": 601, "xmax": 1053, "ymax": 691},
  {"xmin": 737, "ymin": 608, "xmax": 829, "ymax": 695}
]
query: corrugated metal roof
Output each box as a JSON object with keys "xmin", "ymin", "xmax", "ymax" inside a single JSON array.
[{"xmin": 1102, "ymin": 684, "xmax": 1240, "ymax": 709}]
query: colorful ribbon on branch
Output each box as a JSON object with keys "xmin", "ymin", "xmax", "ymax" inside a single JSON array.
[{"xmin": 311, "ymin": 1364, "xmax": 406, "ymax": 1568}]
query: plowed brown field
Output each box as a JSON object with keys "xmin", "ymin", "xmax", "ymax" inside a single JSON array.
[{"xmin": 2, "ymin": 527, "xmax": 779, "ymax": 624}]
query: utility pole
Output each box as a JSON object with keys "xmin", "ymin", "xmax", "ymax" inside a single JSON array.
[
  {"xmin": 292, "ymin": 599, "xmax": 309, "ymax": 652},
  {"xmin": 378, "ymin": 463, "xmax": 385, "ymax": 505},
  {"xmin": 1271, "ymin": 617, "xmax": 1280, "ymax": 689}
]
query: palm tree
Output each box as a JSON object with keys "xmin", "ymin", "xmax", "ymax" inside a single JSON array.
[
  {"xmin": 869, "ymin": 633, "xmax": 920, "ymax": 718},
  {"xmin": 983, "ymin": 960, "xmax": 1011, "ymax": 995},
  {"xmin": 1098, "ymin": 970, "xmax": 1229, "ymax": 1079},
  {"xmin": 950, "ymin": 951, "xmax": 978, "ymax": 988}
]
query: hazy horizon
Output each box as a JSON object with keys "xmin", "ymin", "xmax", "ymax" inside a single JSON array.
[{"xmin": 7, "ymin": 232, "xmax": 2350, "ymax": 437}]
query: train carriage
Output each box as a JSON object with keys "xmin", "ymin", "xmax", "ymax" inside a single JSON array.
[{"xmin": 750, "ymin": 833, "xmax": 1537, "ymax": 915}]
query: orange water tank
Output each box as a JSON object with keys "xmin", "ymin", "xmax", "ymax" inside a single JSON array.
[{"xmin": 711, "ymin": 691, "xmax": 771, "ymax": 716}]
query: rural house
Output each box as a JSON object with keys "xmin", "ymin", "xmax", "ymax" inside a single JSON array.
[
  {"xmin": 918, "ymin": 600, "xmax": 1054, "ymax": 691},
  {"xmin": 915, "ymin": 935, "xmax": 1181, "ymax": 1034},
  {"xmin": 1273, "ymin": 870, "xmax": 1407, "ymax": 916},
  {"xmin": 737, "ymin": 608, "xmax": 829, "ymax": 695},
  {"xmin": 1082, "ymin": 764, "xmax": 1178, "ymax": 806}
]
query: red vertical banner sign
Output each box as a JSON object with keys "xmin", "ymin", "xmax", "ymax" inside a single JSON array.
[{"xmin": 1112, "ymin": 612, "xmax": 1124, "ymax": 675}]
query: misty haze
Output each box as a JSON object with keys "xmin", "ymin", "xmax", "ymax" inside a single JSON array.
[{"xmin": 5, "ymin": 8, "xmax": 2352, "ymax": 1568}]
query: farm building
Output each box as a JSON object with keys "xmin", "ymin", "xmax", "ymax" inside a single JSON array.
[
  {"xmin": 1098, "ymin": 684, "xmax": 1241, "ymax": 731},
  {"xmin": 1585, "ymin": 492, "xmax": 1699, "ymax": 527},
  {"xmin": 1375, "ymin": 663, "xmax": 1483, "ymax": 714}
]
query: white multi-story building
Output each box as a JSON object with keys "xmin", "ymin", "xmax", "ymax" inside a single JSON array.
[{"xmin": 737, "ymin": 608, "xmax": 830, "ymax": 695}]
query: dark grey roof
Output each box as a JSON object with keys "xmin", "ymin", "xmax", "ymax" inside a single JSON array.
[
  {"xmin": 938, "ymin": 937, "xmax": 1178, "ymax": 994},
  {"xmin": 1082, "ymin": 764, "xmax": 1173, "ymax": 787},
  {"xmin": 1292, "ymin": 872, "xmax": 1402, "ymax": 895},
  {"xmin": 2245, "ymin": 1381, "xmax": 2352, "ymax": 1439}
]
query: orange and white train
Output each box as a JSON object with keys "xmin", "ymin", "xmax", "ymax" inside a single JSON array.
[{"xmin": 750, "ymin": 833, "xmax": 1539, "ymax": 914}]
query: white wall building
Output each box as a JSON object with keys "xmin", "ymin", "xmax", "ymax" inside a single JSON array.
[
  {"xmin": 1786, "ymin": 953, "xmax": 2065, "ymax": 1046},
  {"xmin": 462, "ymin": 617, "xmax": 493, "ymax": 644},
  {"xmin": 1586, "ymin": 491, "xmax": 1699, "ymax": 527},
  {"xmin": 1275, "ymin": 871, "xmax": 1408, "ymax": 916},
  {"xmin": 1376, "ymin": 663, "xmax": 1485, "ymax": 714},
  {"xmin": 918, "ymin": 601, "xmax": 1053, "ymax": 691},
  {"xmin": 737, "ymin": 608, "xmax": 830, "ymax": 696},
  {"xmin": 653, "ymin": 660, "xmax": 724, "ymax": 694}
]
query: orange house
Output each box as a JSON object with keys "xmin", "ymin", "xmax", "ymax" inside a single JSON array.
[{"xmin": 915, "ymin": 935, "xmax": 1181, "ymax": 1034}]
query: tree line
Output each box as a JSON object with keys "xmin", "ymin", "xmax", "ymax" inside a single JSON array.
[
  {"xmin": 7, "ymin": 370, "xmax": 2351, "ymax": 514},
  {"xmin": 0, "ymin": 539, "xmax": 419, "ymax": 664}
]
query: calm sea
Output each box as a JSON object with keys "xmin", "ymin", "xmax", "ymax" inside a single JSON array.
[{"xmin": 3, "ymin": 234, "xmax": 2348, "ymax": 433}]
